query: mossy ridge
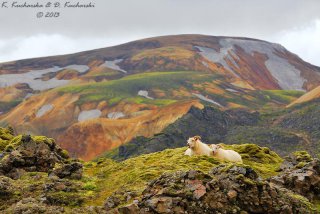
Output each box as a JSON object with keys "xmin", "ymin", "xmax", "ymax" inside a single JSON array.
[
  {"xmin": 259, "ymin": 90, "xmax": 305, "ymax": 103},
  {"xmin": 222, "ymin": 144, "xmax": 283, "ymax": 177},
  {"xmin": 3, "ymin": 135, "xmax": 56, "ymax": 152},
  {"xmin": 57, "ymin": 71, "xmax": 222, "ymax": 106},
  {"xmin": 84, "ymin": 144, "xmax": 283, "ymax": 206},
  {"xmin": 292, "ymin": 151, "xmax": 313, "ymax": 163}
]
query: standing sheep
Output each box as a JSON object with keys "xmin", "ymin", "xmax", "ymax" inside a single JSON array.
[
  {"xmin": 184, "ymin": 136, "xmax": 212, "ymax": 156},
  {"xmin": 209, "ymin": 144, "xmax": 243, "ymax": 163}
]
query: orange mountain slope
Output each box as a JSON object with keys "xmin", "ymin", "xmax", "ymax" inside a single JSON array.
[{"xmin": 287, "ymin": 85, "xmax": 320, "ymax": 107}]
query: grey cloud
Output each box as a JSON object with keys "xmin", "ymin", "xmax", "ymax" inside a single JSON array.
[
  {"xmin": 0, "ymin": 0, "xmax": 319, "ymax": 65},
  {"xmin": 0, "ymin": 0, "xmax": 319, "ymax": 38}
]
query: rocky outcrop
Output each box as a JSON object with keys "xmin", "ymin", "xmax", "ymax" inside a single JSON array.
[
  {"xmin": 7, "ymin": 197, "xmax": 64, "ymax": 214},
  {"xmin": 0, "ymin": 129, "xmax": 82, "ymax": 180},
  {"xmin": 270, "ymin": 151, "xmax": 320, "ymax": 200},
  {"xmin": 50, "ymin": 162, "xmax": 83, "ymax": 180},
  {"xmin": 113, "ymin": 166, "xmax": 316, "ymax": 213},
  {"xmin": 104, "ymin": 190, "xmax": 138, "ymax": 211},
  {"xmin": 0, "ymin": 176, "xmax": 14, "ymax": 199}
]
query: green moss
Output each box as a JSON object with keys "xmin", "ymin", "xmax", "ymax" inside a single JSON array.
[
  {"xmin": 295, "ymin": 162, "xmax": 308, "ymax": 169},
  {"xmin": 84, "ymin": 147, "xmax": 221, "ymax": 205},
  {"xmin": 0, "ymin": 127, "xmax": 14, "ymax": 151},
  {"xmin": 288, "ymin": 192, "xmax": 316, "ymax": 211},
  {"xmin": 223, "ymin": 144, "xmax": 283, "ymax": 178},
  {"xmin": 84, "ymin": 144, "xmax": 283, "ymax": 206},
  {"xmin": 0, "ymin": 139, "xmax": 8, "ymax": 151},
  {"xmin": 83, "ymin": 182, "xmax": 98, "ymax": 191},
  {"xmin": 259, "ymin": 90, "xmax": 304, "ymax": 103},
  {"xmin": 4, "ymin": 135, "xmax": 56, "ymax": 152},
  {"xmin": 32, "ymin": 136, "xmax": 55, "ymax": 147},
  {"xmin": 57, "ymin": 71, "xmax": 220, "ymax": 106},
  {"xmin": 243, "ymin": 177, "xmax": 256, "ymax": 186},
  {"xmin": 45, "ymin": 191, "xmax": 85, "ymax": 206},
  {"xmin": 59, "ymin": 149, "xmax": 70, "ymax": 159},
  {"xmin": 313, "ymin": 199, "xmax": 320, "ymax": 212},
  {"xmin": 4, "ymin": 135, "xmax": 22, "ymax": 151},
  {"xmin": 125, "ymin": 97, "xmax": 177, "ymax": 106},
  {"xmin": 293, "ymin": 151, "xmax": 313, "ymax": 162}
]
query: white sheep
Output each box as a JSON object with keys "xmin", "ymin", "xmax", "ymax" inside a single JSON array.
[
  {"xmin": 184, "ymin": 136, "xmax": 213, "ymax": 156},
  {"xmin": 209, "ymin": 144, "xmax": 243, "ymax": 163}
]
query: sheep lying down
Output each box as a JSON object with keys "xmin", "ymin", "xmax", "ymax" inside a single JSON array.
[{"xmin": 184, "ymin": 136, "xmax": 242, "ymax": 163}]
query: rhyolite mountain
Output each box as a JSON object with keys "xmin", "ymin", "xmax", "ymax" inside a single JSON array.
[{"xmin": 1, "ymin": 34, "xmax": 320, "ymax": 160}]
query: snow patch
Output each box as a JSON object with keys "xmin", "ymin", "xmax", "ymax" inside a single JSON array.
[
  {"xmin": 101, "ymin": 59, "xmax": 127, "ymax": 74},
  {"xmin": 195, "ymin": 46, "xmax": 240, "ymax": 78},
  {"xmin": 36, "ymin": 104, "xmax": 54, "ymax": 118},
  {"xmin": 108, "ymin": 112, "xmax": 125, "ymax": 119},
  {"xmin": 0, "ymin": 64, "xmax": 89, "ymax": 91},
  {"xmin": 138, "ymin": 90, "xmax": 154, "ymax": 100},
  {"xmin": 196, "ymin": 39, "xmax": 306, "ymax": 90},
  {"xmin": 192, "ymin": 93, "xmax": 222, "ymax": 107},
  {"xmin": 226, "ymin": 39, "xmax": 306, "ymax": 90},
  {"xmin": 226, "ymin": 88, "xmax": 239, "ymax": 93},
  {"xmin": 78, "ymin": 109, "xmax": 102, "ymax": 122}
]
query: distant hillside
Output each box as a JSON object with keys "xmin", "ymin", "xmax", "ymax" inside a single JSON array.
[
  {"xmin": 105, "ymin": 102, "xmax": 320, "ymax": 160},
  {"xmin": 1, "ymin": 34, "xmax": 319, "ymax": 160}
]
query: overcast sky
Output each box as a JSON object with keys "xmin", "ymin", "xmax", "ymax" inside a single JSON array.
[{"xmin": 0, "ymin": 0, "xmax": 319, "ymax": 66}]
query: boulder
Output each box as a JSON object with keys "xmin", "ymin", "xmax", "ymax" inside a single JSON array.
[
  {"xmin": 7, "ymin": 197, "xmax": 64, "ymax": 214},
  {"xmin": 0, "ymin": 176, "xmax": 14, "ymax": 198},
  {"xmin": 50, "ymin": 162, "xmax": 83, "ymax": 180},
  {"xmin": 0, "ymin": 134, "xmax": 80, "ymax": 180},
  {"xmin": 270, "ymin": 152, "xmax": 320, "ymax": 200},
  {"xmin": 104, "ymin": 190, "xmax": 138, "ymax": 211}
]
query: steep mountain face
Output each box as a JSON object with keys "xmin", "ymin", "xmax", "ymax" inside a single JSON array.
[{"xmin": 1, "ymin": 34, "xmax": 320, "ymax": 160}]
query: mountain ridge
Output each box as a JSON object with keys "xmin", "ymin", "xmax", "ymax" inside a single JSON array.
[{"xmin": 1, "ymin": 34, "xmax": 320, "ymax": 160}]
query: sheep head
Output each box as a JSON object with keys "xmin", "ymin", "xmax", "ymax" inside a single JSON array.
[
  {"xmin": 187, "ymin": 136, "xmax": 201, "ymax": 149},
  {"xmin": 210, "ymin": 144, "xmax": 222, "ymax": 154}
]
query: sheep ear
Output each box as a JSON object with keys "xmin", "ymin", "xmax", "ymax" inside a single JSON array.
[
  {"xmin": 217, "ymin": 145, "xmax": 222, "ymax": 149},
  {"xmin": 194, "ymin": 136, "xmax": 201, "ymax": 140}
]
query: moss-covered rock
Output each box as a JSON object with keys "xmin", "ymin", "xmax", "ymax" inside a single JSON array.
[
  {"xmin": 270, "ymin": 153, "xmax": 320, "ymax": 201},
  {"xmin": 125, "ymin": 167, "xmax": 316, "ymax": 214},
  {"xmin": 293, "ymin": 151, "xmax": 313, "ymax": 163},
  {"xmin": 84, "ymin": 144, "xmax": 283, "ymax": 206},
  {"xmin": 0, "ymin": 132, "xmax": 82, "ymax": 180},
  {"xmin": 0, "ymin": 127, "xmax": 14, "ymax": 151}
]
